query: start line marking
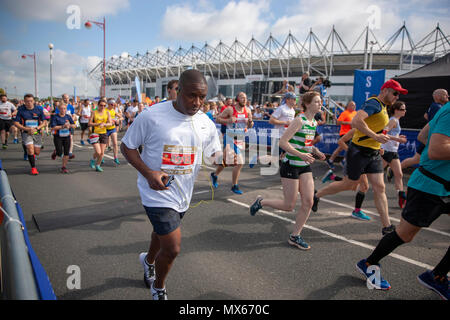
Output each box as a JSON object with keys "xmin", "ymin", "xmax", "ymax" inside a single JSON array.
[{"xmin": 227, "ymin": 198, "xmax": 436, "ymax": 271}]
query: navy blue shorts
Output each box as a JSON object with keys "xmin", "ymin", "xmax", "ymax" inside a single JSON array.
[
  {"xmin": 143, "ymin": 206, "xmax": 186, "ymax": 236},
  {"xmin": 107, "ymin": 128, "xmax": 117, "ymax": 136}
]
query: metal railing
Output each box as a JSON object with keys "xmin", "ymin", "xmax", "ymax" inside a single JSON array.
[{"xmin": 0, "ymin": 168, "xmax": 39, "ymax": 300}]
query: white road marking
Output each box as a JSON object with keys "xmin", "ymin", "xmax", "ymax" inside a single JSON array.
[{"xmin": 228, "ymin": 198, "xmax": 436, "ymax": 271}]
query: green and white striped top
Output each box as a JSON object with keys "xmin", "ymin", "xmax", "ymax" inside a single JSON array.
[{"xmin": 284, "ymin": 113, "xmax": 317, "ymax": 167}]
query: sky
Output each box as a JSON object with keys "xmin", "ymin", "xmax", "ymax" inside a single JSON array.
[{"xmin": 0, "ymin": 0, "xmax": 449, "ymax": 98}]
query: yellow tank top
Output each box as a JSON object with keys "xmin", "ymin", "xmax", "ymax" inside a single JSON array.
[
  {"xmin": 93, "ymin": 109, "xmax": 108, "ymax": 134},
  {"xmin": 351, "ymin": 97, "xmax": 389, "ymax": 150},
  {"xmin": 106, "ymin": 108, "xmax": 116, "ymax": 130}
]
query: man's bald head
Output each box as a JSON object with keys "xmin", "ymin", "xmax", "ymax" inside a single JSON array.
[
  {"xmin": 433, "ymin": 89, "xmax": 449, "ymax": 104},
  {"xmin": 179, "ymin": 69, "xmax": 207, "ymax": 91}
]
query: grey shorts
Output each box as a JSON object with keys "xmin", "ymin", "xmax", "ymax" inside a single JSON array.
[
  {"xmin": 21, "ymin": 132, "xmax": 42, "ymax": 147},
  {"xmin": 144, "ymin": 206, "xmax": 186, "ymax": 236}
]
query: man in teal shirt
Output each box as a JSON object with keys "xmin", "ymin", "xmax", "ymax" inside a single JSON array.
[{"xmin": 355, "ymin": 102, "xmax": 450, "ymax": 300}]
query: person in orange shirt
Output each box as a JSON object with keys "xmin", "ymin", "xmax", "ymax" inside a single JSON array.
[{"xmin": 326, "ymin": 101, "xmax": 356, "ymax": 169}]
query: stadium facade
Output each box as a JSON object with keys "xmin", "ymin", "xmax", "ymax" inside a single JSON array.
[{"xmin": 89, "ymin": 23, "xmax": 449, "ymax": 104}]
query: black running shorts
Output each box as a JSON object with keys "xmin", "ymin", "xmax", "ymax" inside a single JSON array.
[
  {"xmin": 279, "ymin": 161, "xmax": 312, "ymax": 180},
  {"xmin": 144, "ymin": 206, "xmax": 186, "ymax": 236},
  {"xmin": 381, "ymin": 151, "xmax": 399, "ymax": 163},
  {"xmin": 346, "ymin": 142, "xmax": 383, "ymax": 181},
  {"xmin": 401, "ymin": 187, "xmax": 449, "ymax": 228}
]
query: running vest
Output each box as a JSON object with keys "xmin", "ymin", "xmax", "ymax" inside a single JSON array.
[
  {"xmin": 381, "ymin": 117, "xmax": 401, "ymax": 152},
  {"xmin": 226, "ymin": 105, "xmax": 249, "ymax": 131},
  {"xmin": 284, "ymin": 113, "xmax": 317, "ymax": 167},
  {"xmin": 351, "ymin": 97, "xmax": 389, "ymax": 150},
  {"xmin": 106, "ymin": 108, "xmax": 116, "ymax": 130},
  {"xmin": 80, "ymin": 106, "xmax": 91, "ymax": 123},
  {"xmin": 93, "ymin": 109, "xmax": 108, "ymax": 134}
]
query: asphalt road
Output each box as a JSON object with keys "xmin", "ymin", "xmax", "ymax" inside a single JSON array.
[{"xmin": 1, "ymin": 130, "xmax": 448, "ymax": 301}]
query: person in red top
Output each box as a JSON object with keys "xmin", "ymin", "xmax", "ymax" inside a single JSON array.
[{"xmin": 326, "ymin": 101, "xmax": 356, "ymax": 169}]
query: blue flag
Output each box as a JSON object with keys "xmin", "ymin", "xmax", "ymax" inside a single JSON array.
[
  {"xmin": 353, "ymin": 69, "xmax": 385, "ymax": 109},
  {"xmin": 135, "ymin": 76, "xmax": 142, "ymax": 103}
]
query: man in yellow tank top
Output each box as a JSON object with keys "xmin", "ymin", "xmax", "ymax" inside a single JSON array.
[
  {"xmin": 312, "ymin": 79, "xmax": 408, "ymax": 235},
  {"xmin": 88, "ymin": 98, "xmax": 112, "ymax": 172},
  {"xmin": 106, "ymin": 99, "xmax": 120, "ymax": 165}
]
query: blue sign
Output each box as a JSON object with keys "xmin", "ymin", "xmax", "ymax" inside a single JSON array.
[
  {"xmin": 134, "ymin": 76, "xmax": 142, "ymax": 103},
  {"xmin": 353, "ymin": 69, "xmax": 385, "ymax": 109}
]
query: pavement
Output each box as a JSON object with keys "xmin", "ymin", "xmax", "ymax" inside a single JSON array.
[{"xmin": 0, "ymin": 130, "xmax": 448, "ymax": 301}]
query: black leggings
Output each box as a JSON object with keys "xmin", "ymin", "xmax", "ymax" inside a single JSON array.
[{"xmin": 54, "ymin": 136, "xmax": 70, "ymax": 157}]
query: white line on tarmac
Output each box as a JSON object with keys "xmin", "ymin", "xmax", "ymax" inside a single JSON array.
[
  {"xmin": 227, "ymin": 198, "xmax": 435, "ymax": 271},
  {"xmin": 319, "ymin": 197, "xmax": 450, "ymax": 238}
]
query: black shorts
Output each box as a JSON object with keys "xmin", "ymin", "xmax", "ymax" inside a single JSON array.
[
  {"xmin": 401, "ymin": 187, "xmax": 450, "ymax": 228},
  {"xmin": 80, "ymin": 122, "xmax": 89, "ymax": 131},
  {"xmin": 0, "ymin": 119, "xmax": 12, "ymax": 131},
  {"xmin": 381, "ymin": 151, "xmax": 399, "ymax": 163},
  {"xmin": 92, "ymin": 133, "xmax": 108, "ymax": 145},
  {"xmin": 54, "ymin": 136, "xmax": 71, "ymax": 156},
  {"xmin": 346, "ymin": 143, "xmax": 383, "ymax": 181},
  {"xmin": 279, "ymin": 161, "xmax": 312, "ymax": 179},
  {"xmin": 144, "ymin": 206, "xmax": 186, "ymax": 236},
  {"xmin": 416, "ymin": 141, "xmax": 425, "ymax": 155}
]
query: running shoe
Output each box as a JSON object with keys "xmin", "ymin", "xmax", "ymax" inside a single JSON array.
[
  {"xmin": 382, "ymin": 224, "xmax": 396, "ymax": 236},
  {"xmin": 31, "ymin": 167, "xmax": 39, "ymax": 175},
  {"xmin": 2, "ymin": 144, "xmax": 7, "ymax": 149},
  {"xmin": 210, "ymin": 172, "xmax": 218, "ymax": 188},
  {"xmin": 312, "ymin": 194, "xmax": 320, "ymax": 212},
  {"xmin": 95, "ymin": 165, "xmax": 103, "ymax": 172},
  {"xmin": 356, "ymin": 258, "xmax": 391, "ymax": 290},
  {"xmin": 80, "ymin": 140, "xmax": 85, "ymax": 146},
  {"xmin": 90, "ymin": 159, "xmax": 96, "ymax": 169},
  {"xmin": 321, "ymin": 169, "xmax": 334, "ymax": 183},
  {"xmin": 101, "ymin": 158, "xmax": 105, "ymax": 165},
  {"xmin": 151, "ymin": 283, "xmax": 168, "ymax": 300},
  {"xmin": 398, "ymin": 192, "xmax": 407, "ymax": 209},
  {"xmin": 417, "ymin": 270, "xmax": 449, "ymax": 300},
  {"xmin": 139, "ymin": 252, "xmax": 155, "ymax": 288},
  {"xmin": 69, "ymin": 153, "xmax": 75, "ymax": 159},
  {"xmin": 386, "ymin": 167, "xmax": 394, "ymax": 182},
  {"xmin": 231, "ymin": 184, "xmax": 243, "ymax": 195},
  {"xmin": 60, "ymin": 167, "xmax": 69, "ymax": 174},
  {"xmin": 23, "ymin": 153, "xmax": 28, "ymax": 161},
  {"xmin": 250, "ymin": 196, "xmax": 263, "ymax": 216},
  {"xmin": 114, "ymin": 158, "xmax": 120, "ymax": 165},
  {"xmin": 326, "ymin": 158, "xmax": 335, "ymax": 169},
  {"xmin": 13, "ymin": 138, "xmax": 18, "ymax": 144},
  {"xmin": 51, "ymin": 150, "xmax": 56, "ymax": 160},
  {"xmin": 249, "ymin": 155, "xmax": 258, "ymax": 168},
  {"xmin": 351, "ymin": 210, "xmax": 371, "ymax": 221},
  {"xmin": 288, "ymin": 234, "xmax": 311, "ymax": 250}
]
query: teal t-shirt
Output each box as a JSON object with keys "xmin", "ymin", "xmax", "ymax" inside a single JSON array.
[{"xmin": 408, "ymin": 102, "xmax": 450, "ymax": 196}]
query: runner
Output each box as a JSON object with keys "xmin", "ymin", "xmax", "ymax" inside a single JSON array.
[
  {"xmin": 326, "ymin": 101, "xmax": 356, "ymax": 169},
  {"xmin": 50, "ymin": 103, "xmax": 76, "ymax": 173},
  {"xmin": 77, "ymin": 99, "xmax": 91, "ymax": 146},
  {"xmin": 59, "ymin": 94, "xmax": 76, "ymax": 159},
  {"xmin": 211, "ymin": 92, "xmax": 253, "ymax": 194},
  {"xmin": 356, "ymin": 101, "xmax": 450, "ymax": 299},
  {"xmin": 250, "ymin": 91, "xmax": 326, "ymax": 250},
  {"xmin": 121, "ymin": 69, "xmax": 221, "ymax": 300},
  {"xmin": 312, "ymin": 79, "xmax": 407, "ymax": 235},
  {"xmin": 0, "ymin": 94, "xmax": 17, "ymax": 149},
  {"xmin": 13, "ymin": 94, "xmax": 46, "ymax": 175},
  {"xmin": 88, "ymin": 98, "xmax": 112, "ymax": 172},
  {"xmin": 106, "ymin": 98, "xmax": 120, "ymax": 165},
  {"xmin": 322, "ymin": 128, "xmax": 371, "ymax": 221},
  {"xmin": 381, "ymin": 101, "xmax": 408, "ymax": 208}
]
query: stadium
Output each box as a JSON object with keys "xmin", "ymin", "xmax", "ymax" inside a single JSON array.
[{"xmin": 89, "ymin": 23, "xmax": 449, "ymax": 106}]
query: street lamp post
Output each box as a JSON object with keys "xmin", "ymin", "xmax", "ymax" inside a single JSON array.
[
  {"xmin": 369, "ymin": 41, "xmax": 377, "ymax": 70},
  {"xmin": 21, "ymin": 52, "xmax": 37, "ymax": 98},
  {"xmin": 49, "ymin": 43, "xmax": 54, "ymax": 109},
  {"xmin": 85, "ymin": 17, "xmax": 106, "ymax": 97}
]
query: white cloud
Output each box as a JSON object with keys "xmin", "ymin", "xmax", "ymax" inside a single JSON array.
[
  {"xmin": 3, "ymin": 0, "xmax": 130, "ymax": 22},
  {"xmin": 0, "ymin": 49, "xmax": 102, "ymax": 98},
  {"xmin": 161, "ymin": 0, "xmax": 271, "ymax": 44}
]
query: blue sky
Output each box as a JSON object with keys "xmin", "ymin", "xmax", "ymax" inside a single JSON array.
[{"xmin": 0, "ymin": 0, "xmax": 448, "ymax": 97}]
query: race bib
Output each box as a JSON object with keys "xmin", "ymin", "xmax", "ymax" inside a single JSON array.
[
  {"xmin": 161, "ymin": 145, "xmax": 197, "ymax": 175},
  {"xmin": 25, "ymin": 120, "xmax": 38, "ymax": 128},
  {"xmin": 59, "ymin": 128, "xmax": 70, "ymax": 137},
  {"xmin": 0, "ymin": 108, "xmax": 8, "ymax": 115}
]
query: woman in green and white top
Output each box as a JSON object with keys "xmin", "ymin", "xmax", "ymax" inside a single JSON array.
[{"xmin": 250, "ymin": 91, "xmax": 325, "ymax": 250}]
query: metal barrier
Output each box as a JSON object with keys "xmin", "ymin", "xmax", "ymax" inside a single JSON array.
[{"xmin": 0, "ymin": 168, "xmax": 40, "ymax": 299}]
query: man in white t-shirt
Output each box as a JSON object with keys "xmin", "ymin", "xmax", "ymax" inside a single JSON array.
[
  {"xmin": 0, "ymin": 94, "xmax": 17, "ymax": 149},
  {"xmin": 121, "ymin": 69, "xmax": 222, "ymax": 300},
  {"xmin": 270, "ymin": 92, "xmax": 297, "ymax": 157}
]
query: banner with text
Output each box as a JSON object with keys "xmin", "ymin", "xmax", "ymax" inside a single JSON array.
[{"xmin": 353, "ymin": 69, "xmax": 385, "ymax": 109}]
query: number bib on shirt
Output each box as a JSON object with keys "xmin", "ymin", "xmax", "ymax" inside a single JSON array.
[
  {"xmin": 161, "ymin": 145, "xmax": 197, "ymax": 175},
  {"xmin": 59, "ymin": 128, "xmax": 70, "ymax": 137},
  {"xmin": 26, "ymin": 120, "xmax": 38, "ymax": 128}
]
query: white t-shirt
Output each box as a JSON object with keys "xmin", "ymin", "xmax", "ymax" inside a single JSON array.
[
  {"xmin": 0, "ymin": 101, "xmax": 16, "ymax": 120},
  {"xmin": 79, "ymin": 106, "xmax": 91, "ymax": 123},
  {"xmin": 121, "ymin": 101, "xmax": 221, "ymax": 212},
  {"xmin": 126, "ymin": 106, "xmax": 139, "ymax": 119},
  {"xmin": 271, "ymin": 104, "xmax": 295, "ymax": 137}
]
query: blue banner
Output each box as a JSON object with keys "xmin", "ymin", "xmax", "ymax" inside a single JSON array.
[
  {"xmin": 353, "ymin": 69, "xmax": 386, "ymax": 109},
  {"xmin": 134, "ymin": 76, "xmax": 142, "ymax": 103}
]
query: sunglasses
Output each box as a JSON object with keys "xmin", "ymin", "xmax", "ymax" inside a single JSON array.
[
  {"xmin": 392, "ymin": 91, "xmax": 399, "ymax": 96},
  {"xmin": 398, "ymin": 108, "xmax": 406, "ymax": 111}
]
